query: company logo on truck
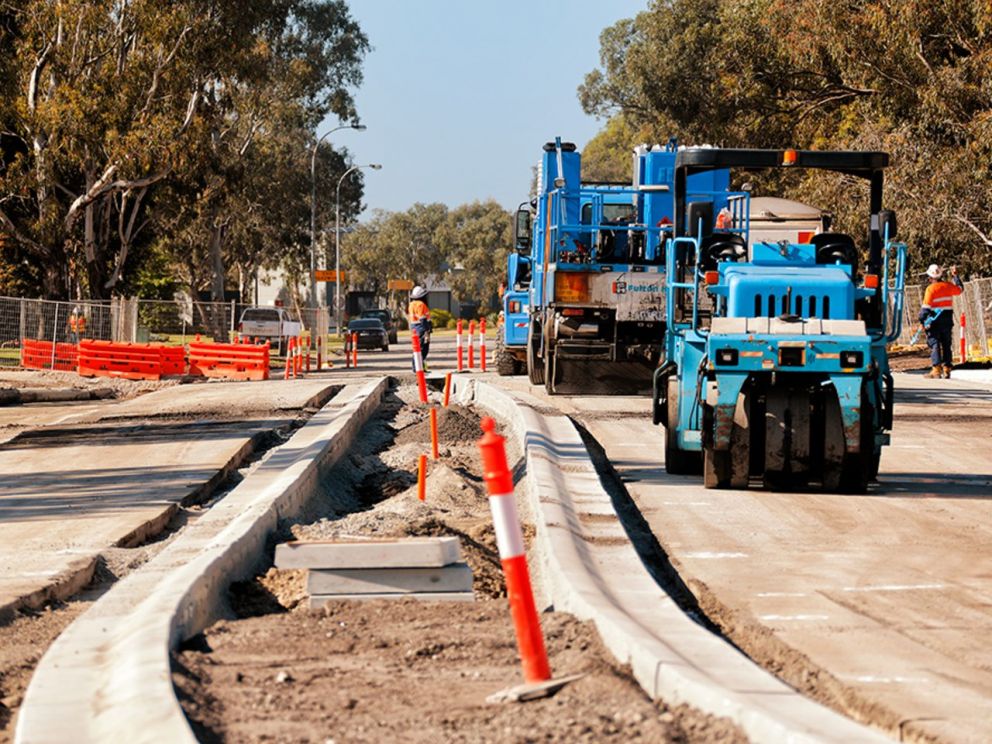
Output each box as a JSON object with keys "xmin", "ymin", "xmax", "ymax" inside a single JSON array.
[{"xmin": 612, "ymin": 281, "xmax": 660, "ymax": 295}]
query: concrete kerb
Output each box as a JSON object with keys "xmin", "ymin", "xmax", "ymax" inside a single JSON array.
[
  {"xmin": 453, "ymin": 377, "xmax": 892, "ymax": 744},
  {"xmin": 14, "ymin": 377, "xmax": 390, "ymax": 744}
]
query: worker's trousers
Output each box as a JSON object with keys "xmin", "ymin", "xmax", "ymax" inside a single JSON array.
[{"xmin": 926, "ymin": 322, "xmax": 954, "ymax": 366}]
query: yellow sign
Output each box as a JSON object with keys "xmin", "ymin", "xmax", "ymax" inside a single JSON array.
[
  {"xmin": 387, "ymin": 279, "xmax": 414, "ymax": 291},
  {"xmin": 316, "ymin": 270, "xmax": 344, "ymax": 282}
]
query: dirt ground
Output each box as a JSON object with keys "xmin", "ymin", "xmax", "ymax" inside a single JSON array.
[
  {"xmin": 175, "ymin": 384, "xmax": 747, "ymax": 743},
  {"xmin": 0, "ymin": 368, "xmax": 178, "ymax": 398}
]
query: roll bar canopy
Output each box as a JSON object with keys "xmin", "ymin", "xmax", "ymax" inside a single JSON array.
[{"xmin": 673, "ymin": 147, "xmax": 890, "ymax": 280}]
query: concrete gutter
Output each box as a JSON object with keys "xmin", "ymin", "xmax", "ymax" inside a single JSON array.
[
  {"xmin": 15, "ymin": 377, "xmax": 389, "ymax": 744},
  {"xmin": 453, "ymin": 377, "xmax": 892, "ymax": 744}
]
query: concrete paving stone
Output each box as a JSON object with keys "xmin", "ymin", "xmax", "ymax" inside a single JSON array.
[
  {"xmin": 306, "ymin": 563, "xmax": 474, "ymax": 595},
  {"xmin": 275, "ymin": 536, "xmax": 462, "ymax": 569},
  {"xmin": 308, "ymin": 591, "xmax": 475, "ymax": 607}
]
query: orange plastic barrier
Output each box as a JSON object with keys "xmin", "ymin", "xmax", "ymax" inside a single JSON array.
[
  {"xmin": 188, "ymin": 341, "xmax": 269, "ymax": 381},
  {"xmin": 21, "ymin": 339, "xmax": 78, "ymax": 371},
  {"xmin": 77, "ymin": 340, "xmax": 182, "ymax": 381}
]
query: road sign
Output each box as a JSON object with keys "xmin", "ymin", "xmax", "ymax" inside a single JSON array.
[
  {"xmin": 388, "ymin": 279, "xmax": 414, "ymax": 291},
  {"xmin": 316, "ymin": 270, "xmax": 345, "ymax": 282}
]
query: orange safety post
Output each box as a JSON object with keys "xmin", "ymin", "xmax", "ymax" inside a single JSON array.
[
  {"xmin": 430, "ymin": 407, "xmax": 439, "ymax": 460},
  {"xmin": 411, "ymin": 330, "xmax": 429, "ymax": 403},
  {"xmin": 442, "ymin": 372, "xmax": 452, "ymax": 407},
  {"xmin": 480, "ymin": 317, "xmax": 487, "ymax": 373},
  {"xmin": 478, "ymin": 418, "xmax": 551, "ymax": 684},
  {"xmin": 960, "ymin": 313, "xmax": 967, "ymax": 364},
  {"xmin": 316, "ymin": 335, "xmax": 323, "ymax": 371},
  {"xmin": 456, "ymin": 319, "xmax": 464, "ymax": 371},
  {"xmin": 351, "ymin": 332, "xmax": 358, "ymax": 368},
  {"xmin": 417, "ymin": 454, "xmax": 427, "ymax": 501},
  {"xmin": 296, "ymin": 336, "xmax": 303, "ymax": 376},
  {"xmin": 284, "ymin": 336, "xmax": 294, "ymax": 380},
  {"xmin": 468, "ymin": 320, "xmax": 476, "ymax": 369}
]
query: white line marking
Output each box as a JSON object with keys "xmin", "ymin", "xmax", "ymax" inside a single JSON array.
[
  {"xmin": 889, "ymin": 444, "xmax": 926, "ymax": 448},
  {"xmin": 756, "ymin": 592, "xmax": 807, "ymax": 598},
  {"xmin": 842, "ymin": 583, "xmax": 945, "ymax": 592},
  {"xmin": 685, "ymin": 551, "xmax": 748, "ymax": 559},
  {"xmin": 759, "ymin": 614, "xmax": 829, "ymax": 621},
  {"xmin": 846, "ymin": 675, "xmax": 930, "ymax": 684}
]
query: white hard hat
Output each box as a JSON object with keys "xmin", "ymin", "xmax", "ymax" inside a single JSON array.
[
  {"xmin": 411, "ymin": 285, "xmax": 427, "ymax": 299},
  {"xmin": 925, "ymin": 264, "xmax": 943, "ymax": 279}
]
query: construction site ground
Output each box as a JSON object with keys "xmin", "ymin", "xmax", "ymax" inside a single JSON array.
[{"xmin": 1, "ymin": 333, "xmax": 991, "ymax": 743}]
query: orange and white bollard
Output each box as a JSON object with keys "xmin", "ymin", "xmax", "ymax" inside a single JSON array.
[
  {"xmin": 430, "ymin": 407, "xmax": 439, "ymax": 460},
  {"xmin": 284, "ymin": 337, "xmax": 295, "ymax": 380},
  {"xmin": 456, "ymin": 319, "xmax": 464, "ymax": 372},
  {"xmin": 411, "ymin": 331, "xmax": 429, "ymax": 403},
  {"xmin": 480, "ymin": 318, "xmax": 487, "ymax": 373},
  {"xmin": 960, "ymin": 313, "xmax": 967, "ymax": 364},
  {"xmin": 295, "ymin": 336, "xmax": 303, "ymax": 376},
  {"xmin": 442, "ymin": 372, "xmax": 452, "ymax": 407},
  {"xmin": 417, "ymin": 454, "xmax": 427, "ymax": 501},
  {"xmin": 478, "ymin": 417, "xmax": 550, "ymax": 684},
  {"xmin": 468, "ymin": 320, "xmax": 476, "ymax": 369},
  {"xmin": 351, "ymin": 332, "xmax": 358, "ymax": 368},
  {"xmin": 316, "ymin": 335, "xmax": 323, "ymax": 370}
]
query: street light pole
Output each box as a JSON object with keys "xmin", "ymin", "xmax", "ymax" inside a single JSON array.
[
  {"xmin": 310, "ymin": 123, "xmax": 366, "ymax": 310},
  {"xmin": 335, "ymin": 163, "xmax": 382, "ymax": 335}
]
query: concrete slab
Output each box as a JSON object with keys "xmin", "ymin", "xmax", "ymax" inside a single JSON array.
[
  {"xmin": 307, "ymin": 564, "xmax": 473, "ymax": 595},
  {"xmin": 308, "ymin": 592, "xmax": 475, "ymax": 607},
  {"xmin": 15, "ymin": 378, "xmax": 390, "ymax": 744},
  {"xmin": 275, "ymin": 536, "xmax": 462, "ymax": 569},
  {"xmin": 80, "ymin": 378, "xmax": 338, "ymax": 419}
]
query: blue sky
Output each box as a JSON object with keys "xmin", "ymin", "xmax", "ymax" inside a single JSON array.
[{"xmin": 324, "ymin": 0, "xmax": 648, "ymax": 215}]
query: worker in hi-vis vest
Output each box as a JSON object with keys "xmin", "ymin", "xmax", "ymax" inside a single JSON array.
[
  {"xmin": 918, "ymin": 263, "xmax": 963, "ymax": 379},
  {"xmin": 407, "ymin": 285, "xmax": 432, "ymax": 367}
]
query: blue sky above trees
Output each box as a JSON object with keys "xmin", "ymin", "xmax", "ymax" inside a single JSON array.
[{"xmin": 330, "ymin": 0, "xmax": 647, "ymax": 215}]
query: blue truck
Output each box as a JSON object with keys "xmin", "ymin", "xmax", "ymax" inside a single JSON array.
[
  {"xmin": 653, "ymin": 147, "xmax": 907, "ymax": 492},
  {"xmin": 499, "ymin": 138, "xmax": 729, "ymax": 393}
]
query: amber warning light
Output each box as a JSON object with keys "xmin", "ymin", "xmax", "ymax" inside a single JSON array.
[{"xmin": 783, "ymin": 149, "xmax": 798, "ymax": 166}]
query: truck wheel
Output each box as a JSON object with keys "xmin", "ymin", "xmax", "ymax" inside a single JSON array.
[
  {"xmin": 665, "ymin": 378, "xmax": 701, "ymax": 475},
  {"xmin": 527, "ymin": 322, "xmax": 544, "ymax": 386},
  {"xmin": 495, "ymin": 336, "xmax": 517, "ymax": 376}
]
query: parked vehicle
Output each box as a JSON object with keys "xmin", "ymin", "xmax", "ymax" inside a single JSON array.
[
  {"xmin": 347, "ymin": 318, "xmax": 390, "ymax": 351},
  {"xmin": 653, "ymin": 146, "xmax": 907, "ymax": 493},
  {"xmin": 359, "ymin": 308, "xmax": 398, "ymax": 344},
  {"xmin": 237, "ymin": 306, "xmax": 302, "ymax": 348}
]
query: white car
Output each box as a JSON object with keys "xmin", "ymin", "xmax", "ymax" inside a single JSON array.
[{"xmin": 237, "ymin": 306, "xmax": 303, "ymax": 347}]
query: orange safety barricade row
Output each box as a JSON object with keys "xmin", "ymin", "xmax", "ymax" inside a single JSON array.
[
  {"xmin": 21, "ymin": 339, "xmax": 78, "ymax": 371},
  {"xmin": 77, "ymin": 340, "xmax": 181, "ymax": 381},
  {"xmin": 188, "ymin": 341, "xmax": 269, "ymax": 381}
]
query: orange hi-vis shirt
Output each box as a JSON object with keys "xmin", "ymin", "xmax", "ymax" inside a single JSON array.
[
  {"xmin": 922, "ymin": 280, "xmax": 962, "ymax": 312},
  {"xmin": 408, "ymin": 299, "xmax": 430, "ymax": 324}
]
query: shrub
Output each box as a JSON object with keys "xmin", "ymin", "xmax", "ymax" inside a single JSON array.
[
  {"xmin": 446, "ymin": 318, "xmax": 459, "ymax": 330},
  {"xmin": 431, "ymin": 308, "xmax": 452, "ymax": 327}
]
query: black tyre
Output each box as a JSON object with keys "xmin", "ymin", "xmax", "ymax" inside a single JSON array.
[
  {"xmin": 527, "ymin": 321, "xmax": 544, "ymax": 386},
  {"xmin": 382, "ymin": 343, "xmax": 389, "ymax": 352},
  {"xmin": 665, "ymin": 378, "xmax": 702, "ymax": 475},
  {"xmin": 495, "ymin": 336, "xmax": 518, "ymax": 376}
]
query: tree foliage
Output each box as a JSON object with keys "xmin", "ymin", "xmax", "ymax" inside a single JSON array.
[
  {"xmin": 0, "ymin": 0, "xmax": 369, "ymax": 299},
  {"xmin": 580, "ymin": 0, "xmax": 992, "ymax": 274},
  {"xmin": 345, "ymin": 199, "xmax": 512, "ymax": 312}
]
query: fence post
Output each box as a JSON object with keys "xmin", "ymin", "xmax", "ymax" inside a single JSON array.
[
  {"xmin": 50, "ymin": 302, "xmax": 60, "ymax": 369},
  {"xmin": 18, "ymin": 298, "xmax": 25, "ymax": 351},
  {"xmin": 230, "ymin": 299, "xmax": 236, "ymax": 342}
]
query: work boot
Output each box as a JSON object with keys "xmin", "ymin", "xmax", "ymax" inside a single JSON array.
[
  {"xmin": 924, "ymin": 366, "xmax": 942, "ymax": 379},
  {"xmin": 942, "ymin": 364, "xmax": 953, "ymax": 379}
]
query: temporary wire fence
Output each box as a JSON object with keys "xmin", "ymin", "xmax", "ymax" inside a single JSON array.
[{"xmin": 0, "ymin": 295, "xmax": 332, "ymax": 369}]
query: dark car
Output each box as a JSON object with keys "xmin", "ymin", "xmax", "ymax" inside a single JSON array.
[
  {"xmin": 347, "ymin": 318, "xmax": 389, "ymax": 351},
  {"xmin": 359, "ymin": 308, "xmax": 398, "ymax": 344}
]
